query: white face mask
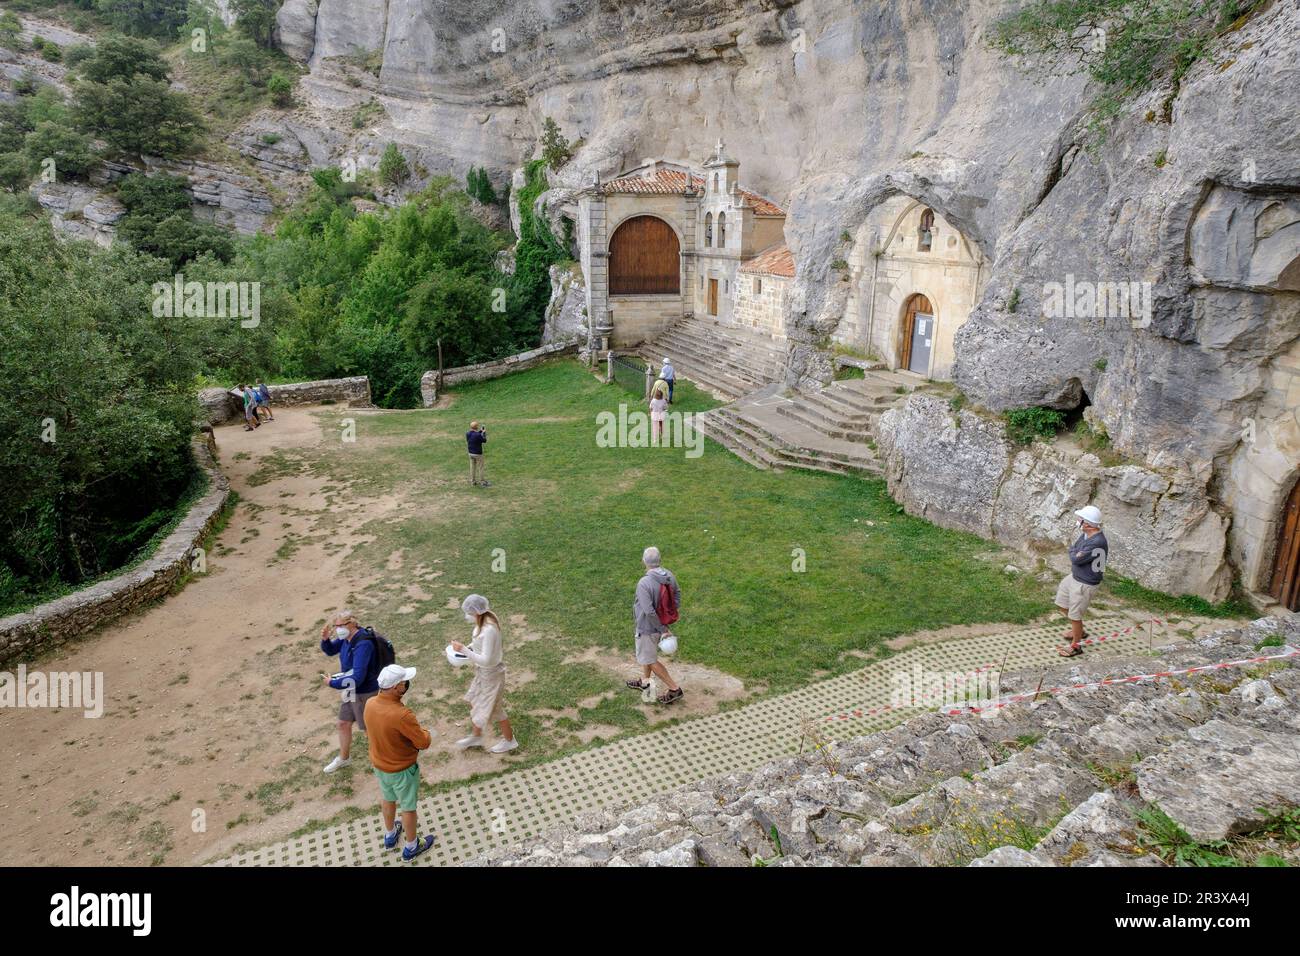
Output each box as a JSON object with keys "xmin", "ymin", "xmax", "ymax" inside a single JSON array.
[
  {"xmin": 464, "ymin": 613, "xmax": 477, "ymax": 624},
  {"xmin": 334, "ymin": 626, "xmax": 350, "ymax": 640}
]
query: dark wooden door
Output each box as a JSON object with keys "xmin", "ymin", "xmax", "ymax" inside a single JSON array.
[
  {"xmin": 900, "ymin": 294, "xmax": 933, "ymax": 373},
  {"xmin": 1270, "ymin": 479, "xmax": 1300, "ymax": 611},
  {"xmin": 609, "ymin": 216, "xmax": 680, "ymax": 295},
  {"xmin": 708, "ymin": 278, "xmax": 718, "ymax": 315}
]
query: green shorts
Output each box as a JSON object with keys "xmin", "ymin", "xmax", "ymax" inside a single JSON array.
[{"xmin": 374, "ymin": 763, "xmax": 421, "ymax": 812}]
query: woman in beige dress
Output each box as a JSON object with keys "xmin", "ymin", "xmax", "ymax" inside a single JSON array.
[{"xmin": 450, "ymin": 594, "xmax": 518, "ymax": 754}]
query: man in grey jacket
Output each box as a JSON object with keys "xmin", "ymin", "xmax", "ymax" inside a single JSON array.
[
  {"xmin": 627, "ymin": 546, "xmax": 683, "ymax": 704},
  {"xmin": 1055, "ymin": 505, "xmax": 1109, "ymax": 657}
]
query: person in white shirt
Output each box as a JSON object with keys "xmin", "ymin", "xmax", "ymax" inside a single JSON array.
[
  {"xmin": 449, "ymin": 593, "xmax": 518, "ymax": 754},
  {"xmin": 649, "ymin": 391, "xmax": 668, "ymax": 444}
]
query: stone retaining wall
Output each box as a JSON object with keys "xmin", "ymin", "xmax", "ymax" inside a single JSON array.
[
  {"xmin": 198, "ymin": 376, "xmax": 373, "ymax": 425},
  {"xmin": 420, "ymin": 342, "xmax": 579, "ymax": 407},
  {"xmin": 0, "ymin": 438, "xmax": 232, "ymax": 666}
]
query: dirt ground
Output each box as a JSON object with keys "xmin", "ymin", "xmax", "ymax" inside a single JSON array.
[{"xmin": 0, "ymin": 406, "xmax": 757, "ymax": 865}]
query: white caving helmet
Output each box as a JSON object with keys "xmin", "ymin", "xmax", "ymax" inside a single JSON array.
[
  {"xmin": 1074, "ymin": 505, "xmax": 1103, "ymax": 527},
  {"xmin": 658, "ymin": 634, "xmax": 678, "ymax": 655},
  {"xmin": 445, "ymin": 644, "xmax": 470, "ymax": 667}
]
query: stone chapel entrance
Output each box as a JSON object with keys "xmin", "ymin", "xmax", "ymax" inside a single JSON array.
[
  {"xmin": 1269, "ymin": 477, "xmax": 1300, "ymax": 611},
  {"xmin": 609, "ymin": 215, "xmax": 680, "ymax": 295},
  {"xmin": 900, "ymin": 294, "xmax": 934, "ymax": 375}
]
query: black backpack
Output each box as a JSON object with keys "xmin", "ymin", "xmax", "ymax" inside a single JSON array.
[{"xmin": 355, "ymin": 629, "xmax": 396, "ymax": 685}]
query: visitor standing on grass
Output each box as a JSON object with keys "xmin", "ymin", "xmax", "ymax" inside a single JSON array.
[
  {"xmin": 467, "ymin": 421, "xmax": 490, "ymax": 487},
  {"xmin": 627, "ymin": 546, "xmax": 683, "ymax": 704},
  {"xmin": 1055, "ymin": 506, "xmax": 1108, "ymax": 657},
  {"xmin": 450, "ymin": 594, "xmax": 518, "ymax": 753},
  {"xmin": 365, "ymin": 663, "xmax": 436, "ymax": 861},
  {"xmin": 649, "ymin": 389, "xmax": 668, "ymax": 444},
  {"xmin": 319, "ymin": 609, "xmax": 389, "ymax": 773},
  {"xmin": 660, "ymin": 357, "xmax": 676, "ymax": 404}
]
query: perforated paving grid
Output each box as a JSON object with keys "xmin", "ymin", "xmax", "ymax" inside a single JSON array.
[{"xmin": 215, "ymin": 616, "xmax": 1160, "ymax": 867}]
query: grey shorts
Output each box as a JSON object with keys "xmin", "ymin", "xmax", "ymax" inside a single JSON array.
[
  {"xmin": 1055, "ymin": 575, "xmax": 1098, "ymax": 621},
  {"xmin": 338, "ymin": 690, "xmax": 377, "ymax": 730},
  {"xmin": 635, "ymin": 633, "xmax": 661, "ymax": 666}
]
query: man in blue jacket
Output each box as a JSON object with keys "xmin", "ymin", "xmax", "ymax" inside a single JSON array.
[
  {"xmin": 319, "ymin": 609, "xmax": 381, "ymax": 773},
  {"xmin": 466, "ymin": 421, "xmax": 490, "ymax": 487}
]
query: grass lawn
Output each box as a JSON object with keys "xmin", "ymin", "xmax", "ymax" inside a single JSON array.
[{"xmin": 251, "ymin": 358, "xmax": 1062, "ymax": 785}]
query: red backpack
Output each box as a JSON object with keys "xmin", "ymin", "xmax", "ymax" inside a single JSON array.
[{"xmin": 656, "ymin": 581, "xmax": 679, "ymax": 626}]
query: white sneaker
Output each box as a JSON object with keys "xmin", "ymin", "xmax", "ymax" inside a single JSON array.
[
  {"xmin": 323, "ymin": 755, "xmax": 351, "ymax": 774},
  {"xmin": 489, "ymin": 739, "xmax": 519, "ymax": 754},
  {"xmin": 454, "ymin": 735, "xmax": 483, "ymax": 750}
]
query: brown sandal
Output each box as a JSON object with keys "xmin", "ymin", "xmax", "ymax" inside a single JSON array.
[{"xmin": 1058, "ymin": 644, "xmax": 1083, "ymax": 658}]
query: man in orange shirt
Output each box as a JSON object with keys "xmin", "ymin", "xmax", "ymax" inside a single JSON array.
[{"xmin": 366, "ymin": 664, "xmax": 436, "ymax": 861}]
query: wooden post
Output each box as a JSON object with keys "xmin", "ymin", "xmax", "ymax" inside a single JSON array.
[{"xmin": 436, "ymin": 338, "xmax": 444, "ymax": 392}]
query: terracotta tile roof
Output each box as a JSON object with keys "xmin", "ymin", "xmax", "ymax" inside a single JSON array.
[
  {"xmin": 738, "ymin": 189, "xmax": 784, "ymax": 217},
  {"xmin": 603, "ymin": 168, "xmax": 785, "ymax": 216},
  {"xmin": 604, "ymin": 169, "xmax": 693, "ymax": 195},
  {"xmin": 739, "ymin": 242, "xmax": 795, "ymax": 278}
]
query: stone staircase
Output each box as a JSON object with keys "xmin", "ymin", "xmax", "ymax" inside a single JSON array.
[
  {"xmin": 472, "ymin": 617, "xmax": 1300, "ymax": 867},
  {"xmin": 642, "ymin": 316, "xmax": 787, "ymax": 401},
  {"xmin": 694, "ymin": 372, "xmax": 919, "ymax": 479}
]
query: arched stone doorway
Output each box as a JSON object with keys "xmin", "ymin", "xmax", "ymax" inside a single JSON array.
[
  {"xmin": 1269, "ymin": 476, "xmax": 1300, "ymax": 611},
  {"xmin": 609, "ymin": 215, "xmax": 680, "ymax": 295},
  {"xmin": 899, "ymin": 293, "xmax": 935, "ymax": 375}
]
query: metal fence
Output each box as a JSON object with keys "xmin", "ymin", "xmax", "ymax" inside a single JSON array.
[{"xmin": 611, "ymin": 353, "xmax": 648, "ymax": 395}]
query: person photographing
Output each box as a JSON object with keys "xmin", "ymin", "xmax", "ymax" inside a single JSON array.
[{"xmin": 467, "ymin": 421, "xmax": 490, "ymax": 487}]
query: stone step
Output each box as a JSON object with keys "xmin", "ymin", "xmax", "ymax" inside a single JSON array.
[
  {"xmin": 654, "ymin": 338, "xmax": 782, "ymax": 388},
  {"xmin": 774, "ymin": 400, "xmax": 874, "ymax": 444},
  {"xmin": 716, "ymin": 407, "xmax": 882, "ymax": 477},
  {"xmin": 641, "ymin": 350, "xmax": 757, "ymax": 401},
  {"xmin": 695, "ymin": 412, "xmax": 783, "ymax": 471},
  {"xmin": 655, "ymin": 328, "xmax": 786, "ymax": 381}
]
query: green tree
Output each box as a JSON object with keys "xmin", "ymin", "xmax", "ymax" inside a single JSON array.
[
  {"xmin": 0, "ymin": 153, "xmax": 29, "ymax": 192},
  {"xmin": 93, "ymin": 0, "xmax": 190, "ymax": 39},
  {"xmin": 267, "ymin": 73, "xmax": 293, "ymax": 107},
  {"xmin": 378, "ymin": 142, "xmax": 410, "ymax": 186},
  {"xmin": 465, "ymin": 166, "xmax": 497, "ymax": 205},
  {"xmin": 75, "ymin": 34, "xmax": 170, "ymax": 84},
  {"xmin": 231, "ymin": 0, "xmax": 280, "ymax": 49},
  {"xmin": 539, "ymin": 116, "xmax": 572, "ymax": 169},
  {"xmin": 23, "ymin": 122, "xmax": 98, "ymax": 179},
  {"xmin": 74, "ymin": 76, "xmax": 203, "ymax": 157}
]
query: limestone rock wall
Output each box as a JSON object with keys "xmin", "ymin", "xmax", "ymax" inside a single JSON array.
[{"xmin": 876, "ymin": 395, "xmax": 1233, "ymax": 600}]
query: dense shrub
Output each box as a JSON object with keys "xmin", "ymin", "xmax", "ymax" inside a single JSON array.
[
  {"xmin": 1004, "ymin": 407, "xmax": 1068, "ymax": 445},
  {"xmin": 0, "ymin": 210, "xmax": 201, "ymax": 612}
]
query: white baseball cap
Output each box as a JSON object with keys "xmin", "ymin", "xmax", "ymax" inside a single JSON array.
[
  {"xmin": 1075, "ymin": 505, "xmax": 1102, "ymax": 527},
  {"xmin": 377, "ymin": 664, "xmax": 417, "ymax": 688}
]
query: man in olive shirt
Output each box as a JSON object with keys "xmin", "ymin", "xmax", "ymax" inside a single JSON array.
[{"xmin": 366, "ymin": 664, "xmax": 436, "ymax": 861}]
